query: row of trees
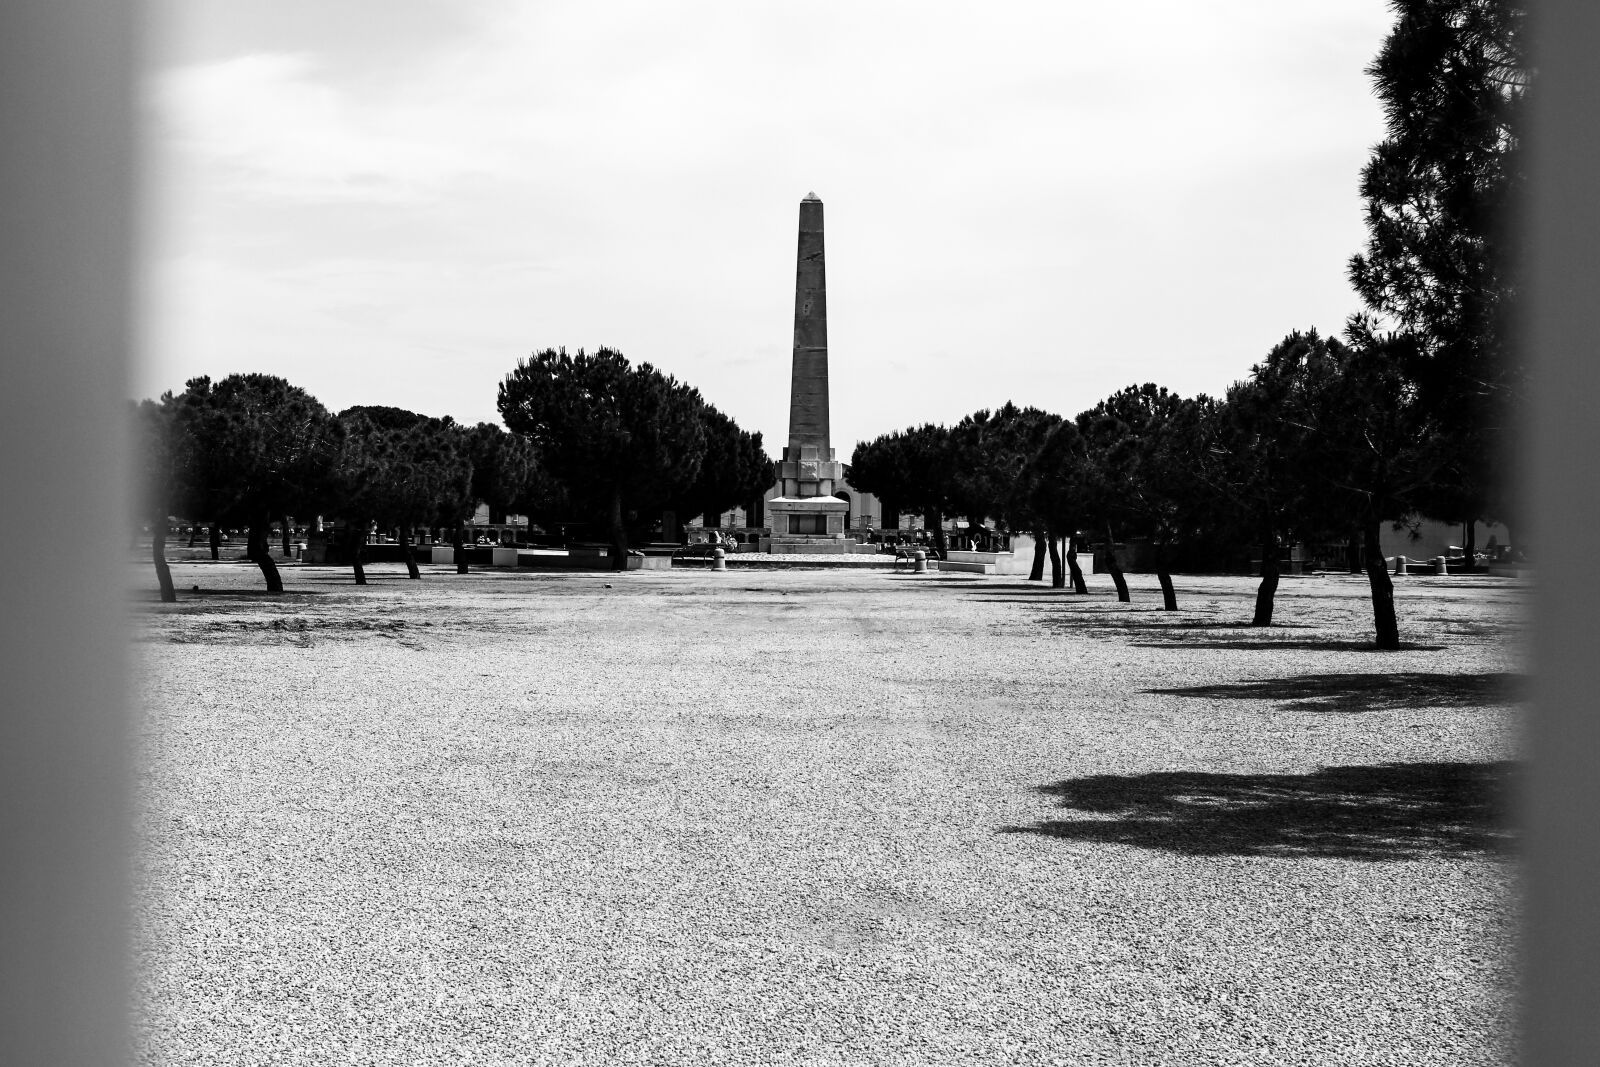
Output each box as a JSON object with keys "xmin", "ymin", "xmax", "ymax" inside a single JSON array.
[
  {"xmin": 137, "ymin": 350, "xmax": 774, "ymax": 599},
  {"xmin": 850, "ymin": 328, "xmax": 1453, "ymax": 647},
  {"xmin": 852, "ymin": 0, "xmax": 1525, "ymax": 650},
  {"xmin": 136, "ymin": 375, "xmax": 540, "ymax": 599}
]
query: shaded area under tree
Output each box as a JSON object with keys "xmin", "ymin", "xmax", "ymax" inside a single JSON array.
[
  {"xmin": 1000, "ymin": 760, "xmax": 1513, "ymax": 860},
  {"xmin": 1147, "ymin": 670, "xmax": 1522, "ymax": 713}
]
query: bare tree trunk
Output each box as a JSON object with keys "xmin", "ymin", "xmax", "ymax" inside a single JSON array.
[
  {"xmin": 401, "ymin": 527, "xmax": 420, "ymax": 580},
  {"xmin": 1028, "ymin": 530, "xmax": 1046, "ymax": 581},
  {"xmin": 152, "ymin": 516, "xmax": 175, "ymax": 603},
  {"xmin": 1048, "ymin": 535, "xmax": 1064, "ymax": 588},
  {"xmin": 455, "ymin": 524, "xmax": 469, "ymax": 575},
  {"xmin": 1104, "ymin": 525, "xmax": 1130, "ymax": 602},
  {"xmin": 1364, "ymin": 520, "xmax": 1400, "ymax": 649},
  {"xmin": 1252, "ymin": 530, "xmax": 1280, "ymax": 627},
  {"xmin": 208, "ymin": 523, "xmax": 221, "ymax": 561},
  {"xmin": 247, "ymin": 520, "xmax": 283, "ymax": 593},
  {"xmin": 1156, "ymin": 542, "xmax": 1177, "ymax": 611},
  {"xmin": 350, "ymin": 524, "xmax": 367, "ymax": 586},
  {"xmin": 1066, "ymin": 535, "xmax": 1087, "ymax": 594},
  {"xmin": 609, "ymin": 488, "xmax": 629, "ymax": 572}
]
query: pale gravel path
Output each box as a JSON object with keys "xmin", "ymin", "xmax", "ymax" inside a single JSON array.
[{"xmin": 132, "ymin": 563, "xmax": 1523, "ymax": 1066}]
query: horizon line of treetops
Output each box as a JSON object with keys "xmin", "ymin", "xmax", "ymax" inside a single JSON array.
[{"xmin": 134, "ymin": 1, "xmax": 1523, "ymax": 652}]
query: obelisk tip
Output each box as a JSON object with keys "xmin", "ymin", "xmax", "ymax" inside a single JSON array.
[{"xmin": 803, "ymin": 190, "xmax": 820, "ymax": 202}]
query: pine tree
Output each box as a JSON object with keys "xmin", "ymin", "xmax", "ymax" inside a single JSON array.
[
  {"xmin": 1348, "ymin": 0, "xmax": 1526, "ymax": 528},
  {"xmin": 498, "ymin": 348, "xmax": 707, "ymax": 569},
  {"xmin": 1273, "ymin": 332, "xmax": 1447, "ymax": 649},
  {"xmin": 1208, "ymin": 331, "xmax": 1347, "ymax": 625},
  {"xmin": 1075, "ymin": 385, "xmax": 1209, "ymax": 609},
  {"xmin": 133, "ymin": 399, "xmax": 190, "ymax": 602},
  {"xmin": 676, "ymin": 404, "xmax": 772, "ymax": 537},
  {"xmin": 168, "ymin": 375, "xmax": 343, "ymax": 593},
  {"xmin": 333, "ymin": 408, "xmax": 473, "ymax": 582},
  {"xmin": 850, "ymin": 424, "xmax": 957, "ymax": 559}
]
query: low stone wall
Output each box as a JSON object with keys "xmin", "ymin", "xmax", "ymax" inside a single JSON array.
[
  {"xmin": 674, "ymin": 552, "xmax": 904, "ymax": 570},
  {"xmin": 762, "ymin": 538, "xmax": 864, "ymax": 554},
  {"xmin": 518, "ymin": 550, "xmax": 641, "ymax": 571},
  {"xmin": 427, "ymin": 546, "xmax": 503, "ymax": 566},
  {"xmin": 307, "ymin": 542, "xmax": 425, "ymax": 566},
  {"xmin": 944, "ymin": 549, "xmax": 1057, "ymax": 576},
  {"xmin": 937, "ymin": 558, "xmax": 996, "ymax": 574},
  {"xmin": 426, "ymin": 545, "xmax": 645, "ymax": 571}
]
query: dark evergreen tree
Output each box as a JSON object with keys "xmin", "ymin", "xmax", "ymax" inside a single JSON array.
[
  {"xmin": 133, "ymin": 399, "xmax": 191, "ymax": 602},
  {"xmin": 1076, "ymin": 385, "xmax": 1211, "ymax": 610},
  {"xmin": 167, "ymin": 375, "xmax": 343, "ymax": 592},
  {"xmin": 1348, "ymin": 0, "xmax": 1526, "ymax": 534},
  {"xmin": 947, "ymin": 403, "xmax": 1064, "ymax": 552},
  {"xmin": 498, "ymin": 348, "xmax": 707, "ymax": 570},
  {"xmin": 1207, "ymin": 331, "xmax": 1347, "ymax": 625},
  {"xmin": 439, "ymin": 423, "xmax": 540, "ymax": 574},
  {"xmin": 1275, "ymin": 331, "xmax": 1446, "ymax": 648},
  {"xmin": 333, "ymin": 408, "xmax": 473, "ymax": 582},
  {"xmin": 850, "ymin": 423, "xmax": 957, "ymax": 559},
  {"xmin": 677, "ymin": 405, "xmax": 773, "ymax": 538},
  {"xmin": 1017, "ymin": 420, "xmax": 1088, "ymax": 591}
]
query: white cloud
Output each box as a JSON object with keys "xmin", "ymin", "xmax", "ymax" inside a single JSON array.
[
  {"xmin": 138, "ymin": 0, "xmax": 1399, "ymax": 451},
  {"xmin": 148, "ymin": 51, "xmax": 506, "ymax": 204}
]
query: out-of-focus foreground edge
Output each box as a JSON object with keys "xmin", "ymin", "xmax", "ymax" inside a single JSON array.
[
  {"xmin": 0, "ymin": 2, "xmax": 140, "ymax": 1065},
  {"xmin": 1525, "ymin": 1, "xmax": 1600, "ymax": 1064}
]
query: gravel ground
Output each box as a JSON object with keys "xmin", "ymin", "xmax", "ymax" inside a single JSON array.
[{"xmin": 132, "ymin": 561, "xmax": 1523, "ymax": 1066}]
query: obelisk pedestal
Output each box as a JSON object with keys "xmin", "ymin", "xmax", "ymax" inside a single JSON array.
[{"xmin": 766, "ymin": 192, "xmax": 851, "ymax": 551}]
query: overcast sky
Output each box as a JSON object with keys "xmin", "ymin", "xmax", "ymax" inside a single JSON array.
[{"xmin": 137, "ymin": 0, "xmax": 1397, "ymax": 461}]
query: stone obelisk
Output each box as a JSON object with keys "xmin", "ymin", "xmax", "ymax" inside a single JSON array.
[{"xmin": 767, "ymin": 192, "xmax": 850, "ymax": 549}]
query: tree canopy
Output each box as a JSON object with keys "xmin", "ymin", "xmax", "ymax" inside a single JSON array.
[
  {"xmin": 165, "ymin": 374, "xmax": 343, "ymax": 591},
  {"xmin": 850, "ymin": 423, "xmax": 958, "ymax": 556},
  {"xmin": 1074, "ymin": 384, "xmax": 1212, "ymax": 609},
  {"xmin": 945, "ymin": 403, "xmax": 1063, "ymax": 541},
  {"xmin": 1348, "ymin": 0, "xmax": 1526, "ymax": 522},
  {"xmin": 498, "ymin": 347, "xmax": 709, "ymax": 567},
  {"xmin": 133, "ymin": 399, "xmax": 192, "ymax": 602},
  {"xmin": 675, "ymin": 404, "xmax": 773, "ymax": 530},
  {"xmin": 332, "ymin": 407, "xmax": 473, "ymax": 582}
]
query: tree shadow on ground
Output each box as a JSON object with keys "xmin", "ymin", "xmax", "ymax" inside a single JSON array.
[
  {"xmin": 1147, "ymin": 671, "xmax": 1524, "ymax": 712},
  {"xmin": 187, "ymin": 588, "xmax": 330, "ymax": 596},
  {"xmin": 999, "ymin": 760, "xmax": 1514, "ymax": 860},
  {"xmin": 1040, "ymin": 618, "xmax": 1311, "ymax": 632},
  {"xmin": 972, "ymin": 597, "xmax": 1107, "ymax": 604},
  {"xmin": 1129, "ymin": 638, "xmax": 1447, "ymax": 652},
  {"xmin": 962, "ymin": 588, "xmax": 1145, "ymax": 601},
  {"xmin": 140, "ymin": 590, "xmax": 332, "ymax": 611}
]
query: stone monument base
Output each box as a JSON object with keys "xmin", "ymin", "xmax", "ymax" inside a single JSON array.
[
  {"xmin": 765, "ymin": 495, "xmax": 848, "ymax": 534},
  {"xmin": 762, "ymin": 537, "xmax": 864, "ymax": 554},
  {"xmin": 764, "ymin": 494, "xmax": 854, "ymax": 553}
]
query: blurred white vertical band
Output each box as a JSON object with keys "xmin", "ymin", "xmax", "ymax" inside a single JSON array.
[
  {"xmin": 1526, "ymin": 1, "xmax": 1600, "ymax": 1064},
  {"xmin": 0, "ymin": 3, "xmax": 139, "ymax": 1065}
]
